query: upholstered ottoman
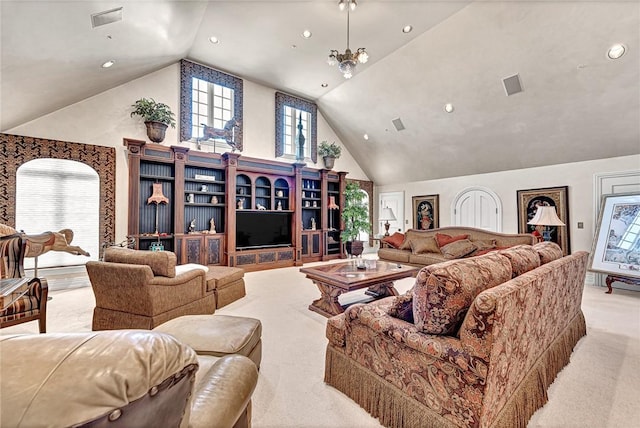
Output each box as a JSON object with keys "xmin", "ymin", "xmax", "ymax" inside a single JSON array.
[
  {"xmin": 205, "ymin": 266, "xmax": 246, "ymax": 308},
  {"xmin": 153, "ymin": 314, "xmax": 262, "ymax": 368}
]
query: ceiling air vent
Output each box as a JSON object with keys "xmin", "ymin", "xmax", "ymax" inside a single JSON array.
[
  {"xmin": 502, "ymin": 74, "xmax": 523, "ymax": 96},
  {"xmin": 391, "ymin": 117, "xmax": 405, "ymax": 131},
  {"xmin": 91, "ymin": 7, "xmax": 123, "ymax": 28}
]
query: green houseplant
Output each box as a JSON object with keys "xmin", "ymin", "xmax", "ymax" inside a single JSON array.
[
  {"xmin": 341, "ymin": 181, "xmax": 370, "ymax": 257},
  {"xmin": 318, "ymin": 141, "xmax": 342, "ymax": 170},
  {"xmin": 131, "ymin": 98, "xmax": 176, "ymax": 143}
]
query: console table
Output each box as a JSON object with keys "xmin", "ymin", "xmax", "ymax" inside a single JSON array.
[{"xmin": 1, "ymin": 277, "xmax": 30, "ymax": 310}]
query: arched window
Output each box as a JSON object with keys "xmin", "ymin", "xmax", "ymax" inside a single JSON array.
[{"xmin": 16, "ymin": 159, "xmax": 98, "ymax": 268}]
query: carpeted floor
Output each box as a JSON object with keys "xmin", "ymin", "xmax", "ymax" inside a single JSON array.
[{"xmin": 2, "ymin": 261, "xmax": 639, "ymax": 428}]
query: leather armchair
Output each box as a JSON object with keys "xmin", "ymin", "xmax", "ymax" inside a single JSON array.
[
  {"xmin": 86, "ymin": 247, "xmax": 215, "ymax": 330},
  {"xmin": 0, "ymin": 330, "xmax": 258, "ymax": 428},
  {"xmin": 0, "ymin": 234, "xmax": 48, "ymax": 333}
]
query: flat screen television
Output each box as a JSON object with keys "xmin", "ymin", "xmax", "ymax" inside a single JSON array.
[{"xmin": 236, "ymin": 211, "xmax": 292, "ymax": 250}]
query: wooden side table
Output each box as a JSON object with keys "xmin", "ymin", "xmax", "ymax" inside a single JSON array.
[{"xmin": 605, "ymin": 274, "xmax": 640, "ymax": 294}]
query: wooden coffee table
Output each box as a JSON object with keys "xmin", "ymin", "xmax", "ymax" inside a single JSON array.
[{"xmin": 300, "ymin": 260, "xmax": 419, "ymax": 317}]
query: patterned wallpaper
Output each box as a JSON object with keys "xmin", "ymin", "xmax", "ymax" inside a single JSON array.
[{"xmin": 0, "ymin": 133, "xmax": 116, "ymax": 245}]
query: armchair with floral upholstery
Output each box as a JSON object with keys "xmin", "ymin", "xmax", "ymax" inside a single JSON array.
[{"xmin": 0, "ymin": 234, "xmax": 48, "ymax": 333}]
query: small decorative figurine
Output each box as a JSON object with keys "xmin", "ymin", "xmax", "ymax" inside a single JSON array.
[
  {"xmin": 211, "ymin": 195, "xmax": 218, "ymax": 204},
  {"xmin": 188, "ymin": 219, "xmax": 196, "ymax": 233},
  {"xmin": 256, "ymin": 203, "xmax": 267, "ymax": 210},
  {"xmin": 237, "ymin": 198, "xmax": 244, "ymax": 209},
  {"xmin": 277, "ymin": 201, "xmax": 283, "ymax": 210},
  {"xmin": 187, "ymin": 193, "xmax": 195, "ymax": 204},
  {"xmin": 201, "ymin": 184, "xmax": 208, "ymax": 192},
  {"xmin": 311, "ymin": 217, "xmax": 316, "ymax": 230},
  {"xmin": 209, "ymin": 218, "xmax": 216, "ymax": 234},
  {"xmin": 277, "ymin": 190, "xmax": 284, "ymax": 197}
]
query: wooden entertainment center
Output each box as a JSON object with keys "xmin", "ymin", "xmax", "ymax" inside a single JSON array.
[{"xmin": 125, "ymin": 139, "xmax": 347, "ymax": 271}]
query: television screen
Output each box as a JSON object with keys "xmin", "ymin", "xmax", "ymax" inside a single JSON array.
[{"xmin": 236, "ymin": 211, "xmax": 292, "ymax": 250}]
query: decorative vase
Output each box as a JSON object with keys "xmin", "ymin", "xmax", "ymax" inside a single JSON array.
[
  {"xmin": 345, "ymin": 240, "xmax": 364, "ymax": 257},
  {"xmin": 145, "ymin": 121, "xmax": 168, "ymax": 143},
  {"xmin": 323, "ymin": 156, "xmax": 335, "ymax": 170}
]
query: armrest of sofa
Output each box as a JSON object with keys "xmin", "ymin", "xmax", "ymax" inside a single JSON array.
[
  {"xmin": 343, "ymin": 302, "xmax": 488, "ymax": 377},
  {"xmin": 189, "ymin": 355, "xmax": 259, "ymax": 428},
  {"xmin": 0, "ymin": 331, "xmax": 198, "ymax": 428}
]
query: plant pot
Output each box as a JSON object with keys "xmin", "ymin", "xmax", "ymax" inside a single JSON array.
[
  {"xmin": 345, "ymin": 240, "xmax": 364, "ymax": 257},
  {"xmin": 145, "ymin": 121, "xmax": 168, "ymax": 143},
  {"xmin": 323, "ymin": 156, "xmax": 335, "ymax": 170}
]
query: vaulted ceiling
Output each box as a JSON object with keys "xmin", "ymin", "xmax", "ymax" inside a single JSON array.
[{"xmin": 2, "ymin": 1, "xmax": 638, "ymax": 185}]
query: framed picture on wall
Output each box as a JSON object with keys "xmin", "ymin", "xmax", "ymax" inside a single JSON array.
[
  {"xmin": 412, "ymin": 195, "xmax": 439, "ymax": 230},
  {"xmin": 588, "ymin": 192, "xmax": 640, "ymax": 279},
  {"xmin": 517, "ymin": 186, "xmax": 571, "ymax": 255}
]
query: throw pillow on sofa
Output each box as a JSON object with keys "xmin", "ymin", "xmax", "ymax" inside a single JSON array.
[
  {"xmin": 410, "ymin": 237, "xmax": 440, "ymax": 254},
  {"xmin": 435, "ymin": 233, "xmax": 469, "ymax": 248},
  {"xmin": 440, "ymin": 239, "xmax": 477, "ymax": 259},
  {"xmin": 532, "ymin": 241, "xmax": 564, "ymax": 264},
  {"xmin": 413, "ymin": 252, "xmax": 512, "ymax": 335},
  {"xmin": 498, "ymin": 245, "xmax": 541, "ymax": 277},
  {"xmin": 382, "ymin": 232, "xmax": 405, "ymax": 249},
  {"xmin": 388, "ymin": 291, "xmax": 414, "ymax": 323}
]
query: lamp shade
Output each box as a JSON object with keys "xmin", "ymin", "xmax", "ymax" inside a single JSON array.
[
  {"xmin": 379, "ymin": 207, "xmax": 397, "ymax": 222},
  {"xmin": 527, "ymin": 206, "xmax": 565, "ymax": 226}
]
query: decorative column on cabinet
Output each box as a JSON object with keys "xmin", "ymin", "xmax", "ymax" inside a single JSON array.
[
  {"xmin": 294, "ymin": 163, "xmax": 305, "ymax": 266},
  {"xmin": 124, "ymin": 139, "xmax": 145, "ymax": 239},
  {"xmin": 224, "ymin": 152, "xmax": 241, "ymax": 267}
]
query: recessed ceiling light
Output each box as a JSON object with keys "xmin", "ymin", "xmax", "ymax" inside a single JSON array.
[
  {"xmin": 402, "ymin": 25, "xmax": 413, "ymax": 34},
  {"xmin": 101, "ymin": 60, "xmax": 115, "ymax": 68},
  {"xmin": 208, "ymin": 36, "xmax": 219, "ymax": 44},
  {"xmin": 302, "ymin": 30, "xmax": 312, "ymax": 39},
  {"xmin": 363, "ymin": 133, "xmax": 369, "ymax": 140},
  {"xmin": 607, "ymin": 43, "xmax": 626, "ymax": 60},
  {"xmin": 444, "ymin": 103, "xmax": 454, "ymax": 113},
  {"xmin": 321, "ymin": 83, "xmax": 328, "ymax": 88}
]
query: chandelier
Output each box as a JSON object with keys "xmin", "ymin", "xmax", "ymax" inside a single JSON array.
[{"xmin": 327, "ymin": 0, "xmax": 368, "ymax": 79}]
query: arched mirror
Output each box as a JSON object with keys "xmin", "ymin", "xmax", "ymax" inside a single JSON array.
[
  {"xmin": 180, "ymin": 59, "xmax": 244, "ymax": 151},
  {"xmin": 275, "ymin": 92, "xmax": 317, "ymax": 163}
]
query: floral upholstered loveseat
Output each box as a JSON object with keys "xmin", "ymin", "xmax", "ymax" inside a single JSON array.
[
  {"xmin": 325, "ymin": 242, "xmax": 588, "ymax": 428},
  {"xmin": 378, "ymin": 226, "xmax": 537, "ymax": 268}
]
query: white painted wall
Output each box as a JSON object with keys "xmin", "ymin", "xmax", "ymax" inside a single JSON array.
[
  {"xmin": 7, "ymin": 62, "xmax": 369, "ymax": 240},
  {"xmin": 375, "ymin": 155, "xmax": 640, "ymax": 253}
]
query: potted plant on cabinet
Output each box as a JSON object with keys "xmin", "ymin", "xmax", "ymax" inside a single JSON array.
[
  {"xmin": 131, "ymin": 98, "xmax": 176, "ymax": 143},
  {"xmin": 341, "ymin": 181, "xmax": 370, "ymax": 257},
  {"xmin": 318, "ymin": 141, "xmax": 342, "ymax": 170}
]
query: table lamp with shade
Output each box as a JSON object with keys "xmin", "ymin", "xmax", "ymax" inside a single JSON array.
[
  {"xmin": 379, "ymin": 207, "xmax": 397, "ymax": 237},
  {"xmin": 527, "ymin": 205, "xmax": 565, "ymax": 241}
]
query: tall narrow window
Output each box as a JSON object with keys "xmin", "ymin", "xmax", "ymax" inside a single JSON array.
[
  {"xmin": 275, "ymin": 92, "xmax": 317, "ymax": 163},
  {"xmin": 16, "ymin": 159, "xmax": 98, "ymax": 269}
]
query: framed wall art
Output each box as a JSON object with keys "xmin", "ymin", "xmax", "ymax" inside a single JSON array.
[
  {"xmin": 412, "ymin": 195, "xmax": 439, "ymax": 230},
  {"xmin": 588, "ymin": 192, "xmax": 640, "ymax": 279},
  {"xmin": 517, "ymin": 185, "xmax": 570, "ymax": 255}
]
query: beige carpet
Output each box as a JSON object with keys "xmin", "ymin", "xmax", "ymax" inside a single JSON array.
[{"xmin": 2, "ymin": 261, "xmax": 639, "ymax": 428}]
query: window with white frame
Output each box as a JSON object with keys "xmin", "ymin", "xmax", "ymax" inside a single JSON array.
[
  {"xmin": 283, "ymin": 106, "xmax": 311, "ymax": 159},
  {"xmin": 191, "ymin": 77, "xmax": 234, "ymax": 140},
  {"xmin": 275, "ymin": 92, "xmax": 317, "ymax": 163}
]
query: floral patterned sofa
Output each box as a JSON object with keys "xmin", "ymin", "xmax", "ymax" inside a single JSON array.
[
  {"xmin": 378, "ymin": 226, "xmax": 537, "ymax": 267},
  {"xmin": 325, "ymin": 242, "xmax": 587, "ymax": 428}
]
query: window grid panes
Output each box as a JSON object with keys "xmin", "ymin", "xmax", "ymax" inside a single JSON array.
[
  {"xmin": 283, "ymin": 106, "xmax": 311, "ymax": 159},
  {"xmin": 191, "ymin": 77, "xmax": 234, "ymax": 139}
]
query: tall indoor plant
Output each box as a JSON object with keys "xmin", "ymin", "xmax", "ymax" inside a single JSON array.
[
  {"xmin": 341, "ymin": 181, "xmax": 370, "ymax": 257},
  {"xmin": 318, "ymin": 141, "xmax": 342, "ymax": 170},
  {"xmin": 131, "ymin": 98, "xmax": 176, "ymax": 143}
]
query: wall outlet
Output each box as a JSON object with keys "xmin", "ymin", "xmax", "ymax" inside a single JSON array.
[
  {"xmin": 405, "ymin": 219, "xmax": 409, "ymax": 224},
  {"xmin": 577, "ymin": 222, "xmax": 584, "ymax": 229}
]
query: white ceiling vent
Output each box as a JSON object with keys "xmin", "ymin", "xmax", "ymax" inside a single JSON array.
[
  {"xmin": 391, "ymin": 117, "xmax": 406, "ymax": 131},
  {"xmin": 91, "ymin": 7, "xmax": 123, "ymax": 28},
  {"xmin": 502, "ymin": 74, "xmax": 523, "ymax": 96}
]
